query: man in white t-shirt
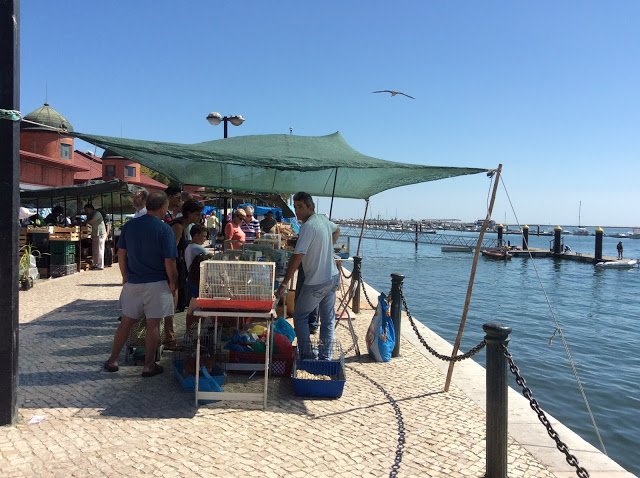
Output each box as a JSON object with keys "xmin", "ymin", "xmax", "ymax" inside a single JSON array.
[{"xmin": 277, "ymin": 192, "xmax": 340, "ymax": 358}]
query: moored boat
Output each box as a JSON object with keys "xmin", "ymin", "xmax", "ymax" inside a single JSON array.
[
  {"xmin": 595, "ymin": 259, "xmax": 639, "ymax": 269},
  {"xmin": 481, "ymin": 249, "xmax": 512, "ymax": 260}
]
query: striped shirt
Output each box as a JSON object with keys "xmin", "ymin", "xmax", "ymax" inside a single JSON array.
[{"xmin": 241, "ymin": 217, "xmax": 261, "ymax": 243}]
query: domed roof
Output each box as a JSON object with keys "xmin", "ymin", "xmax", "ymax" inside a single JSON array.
[{"xmin": 22, "ymin": 103, "xmax": 74, "ymax": 132}]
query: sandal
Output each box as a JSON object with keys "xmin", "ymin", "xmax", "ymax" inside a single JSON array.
[
  {"xmin": 103, "ymin": 361, "xmax": 119, "ymax": 373},
  {"xmin": 141, "ymin": 363, "xmax": 164, "ymax": 378}
]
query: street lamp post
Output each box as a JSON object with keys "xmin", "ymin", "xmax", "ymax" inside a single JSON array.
[
  {"xmin": 206, "ymin": 112, "xmax": 245, "ymax": 139},
  {"xmin": 206, "ymin": 112, "xmax": 245, "ymax": 232}
]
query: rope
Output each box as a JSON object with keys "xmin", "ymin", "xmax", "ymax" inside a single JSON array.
[
  {"xmin": 499, "ymin": 175, "xmax": 607, "ymax": 455},
  {"xmin": 0, "ymin": 109, "xmax": 22, "ymax": 121}
]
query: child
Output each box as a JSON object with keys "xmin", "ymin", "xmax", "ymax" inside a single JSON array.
[{"xmin": 184, "ymin": 224, "xmax": 213, "ymax": 329}]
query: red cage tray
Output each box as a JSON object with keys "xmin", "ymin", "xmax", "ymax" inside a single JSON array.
[{"xmin": 195, "ymin": 298, "xmax": 273, "ymax": 312}]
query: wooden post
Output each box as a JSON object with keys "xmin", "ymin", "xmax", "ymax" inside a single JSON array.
[
  {"xmin": 484, "ymin": 323, "xmax": 512, "ymax": 478},
  {"xmin": 595, "ymin": 227, "xmax": 603, "ymax": 261},
  {"xmin": 497, "ymin": 224, "xmax": 503, "ymax": 247},
  {"xmin": 553, "ymin": 226, "xmax": 562, "ymax": 254},
  {"xmin": 522, "ymin": 225, "xmax": 529, "ymax": 250},
  {"xmin": 444, "ymin": 165, "xmax": 502, "ymax": 392}
]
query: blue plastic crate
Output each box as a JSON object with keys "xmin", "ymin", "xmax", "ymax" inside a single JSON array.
[{"xmin": 293, "ymin": 360, "xmax": 346, "ymax": 398}]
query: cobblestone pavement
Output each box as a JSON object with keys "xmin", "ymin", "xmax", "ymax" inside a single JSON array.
[{"xmin": 2, "ymin": 267, "xmax": 556, "ymax": 477}]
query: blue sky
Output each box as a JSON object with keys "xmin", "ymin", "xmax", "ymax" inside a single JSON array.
[{"xmin": 20, "ymin": 1, "xmax": 640, "ymax": 227}]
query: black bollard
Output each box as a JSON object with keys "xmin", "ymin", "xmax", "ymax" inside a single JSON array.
[
  {"xmin": 553, "ymin": 226, "xmax": 562, "ymax": 254},
  {"xmin": 351, "ymin": 256, "xmax": 362, "ymax": 314},
  {"xmin": 497, "ymin": 224, "xmax": 503, "ymax": 247},
  {"xmin": 595, "ymin": 227, "xmax": 603, "ymax": 261},
  {"xmin": 484, "ymin": 322, "xmax": 512, "ymax": 478},
  {"xmin": 522, "ymin": 225, "xmax": 529, "ymax": 250},
  {"xmin": 390, "ymin": 273, "xmax": 404, "ymax": 357}
]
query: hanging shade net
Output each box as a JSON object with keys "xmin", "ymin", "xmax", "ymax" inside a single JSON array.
[{"xmin": 72, "ymin": 131, "xmax": 488, "ymax": 199}]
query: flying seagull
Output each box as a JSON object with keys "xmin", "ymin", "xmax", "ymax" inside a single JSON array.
[{"xmin": 372, "ymin": 89, "xmax": 415, "ymax": 99}]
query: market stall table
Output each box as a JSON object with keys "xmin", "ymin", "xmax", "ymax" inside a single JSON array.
[{"xmin": 192, "ymin": 308, "xmax": 276, "ymax": 408}]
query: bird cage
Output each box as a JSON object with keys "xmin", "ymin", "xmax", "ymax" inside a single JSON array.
[
  {"xmin": 255, "ymin": 233, "xmax": 281, "ymax": 249},
  {"xmin": 196, "ymin": 260, "xmax": 275, "ymax": 312}
]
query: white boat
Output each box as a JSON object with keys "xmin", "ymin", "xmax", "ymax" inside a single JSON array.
[
  {"xmin": 574, "ymin": 201, "xmax": 589, "ymax": 235},
  {"xmin": 595, "ymin": 259, "xmax": 639, "ymax": 269},
  {"xmin": 441, "ymin": 245, "xmax": 474, "ymax": 252},
  {"xmin": 628, "ymin": 228, "xmax": 640, "ymax": 239}
]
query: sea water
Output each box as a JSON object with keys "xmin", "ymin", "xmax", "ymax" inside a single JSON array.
[{"xmin": 354, "ymin": 231, "xmax": 640, "ymax": 475}]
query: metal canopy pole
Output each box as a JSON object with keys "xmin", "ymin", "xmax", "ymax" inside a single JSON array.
[
  {"xmin": 444, "ymin": 164, "xmax": 502, "ymax": 392},
  {"xmin": 355, "ymin": 199, "xmax": 369, "ymax": 258},
  {"xmin": 328, "ymin": 168, "xmax": 338, "ymax": 220},
  {"xmin": 0, "ymin": 0, "xmax": 20, "ymax": 426}
]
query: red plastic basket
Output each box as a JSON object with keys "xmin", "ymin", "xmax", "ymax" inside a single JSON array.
[{"xmin": 195, "ymin": 298, "xmax": 273, "ymax": 312}]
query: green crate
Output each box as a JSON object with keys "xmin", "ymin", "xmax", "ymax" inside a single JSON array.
[
  {"xmin": 50, "ymin": 252, "xmax": 77, "ymax": 265},
  {"xmin": 49, "ymin": 241, "xmax": 76, "ymax": 255}
]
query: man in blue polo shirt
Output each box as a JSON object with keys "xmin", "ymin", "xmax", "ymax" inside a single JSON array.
[{"xmin": 103, "ymin": 191, "xmax": 178, "ymax": 377}]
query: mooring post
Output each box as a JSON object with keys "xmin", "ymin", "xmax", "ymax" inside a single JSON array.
[
  {"xmin": 390, "ymin": 273, "xmax": 405, "ymax": 357},
  {"xmin": 414, "ymin": 223, "xmax": 418, "ymax": 251},
  {"xmin": 594, "ymin": 227, "xmax": 603, "ymax": 261},
  {"xmin": 484, "ymin": 322, "xmax": 512, "ymax": 478},
  {"xmin": 553, "ymin": 226, "xmax": 562, "ymax": 254},
  {"xmin": 522, "ymin": 225, "xmax": 529, "ymax": 250},
  {"xmin": 497, "ymin": 224, "xmax": 503, "ymax": 247},
  {"xmin": 351, "ymin": 256, "xmax": 361, "ymax": 313}
]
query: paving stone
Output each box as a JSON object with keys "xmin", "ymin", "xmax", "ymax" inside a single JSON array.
[{"xmin": 0, "ymin": 267, "xmax": 563, "ymax": 477}]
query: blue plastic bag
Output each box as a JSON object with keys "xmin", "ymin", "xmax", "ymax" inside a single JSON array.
[
  {"xmin": 273, "ymin": 317, "xmax": 296, "ymax": 343},
  {"xmin": 365, "ymin": 293, "xmax": 395, "ymax": 362}
]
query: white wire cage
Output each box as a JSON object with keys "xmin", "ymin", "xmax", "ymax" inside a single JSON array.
[{"xmin": 197, "ymin": 260, "xmax": 275, "ymax": 311}]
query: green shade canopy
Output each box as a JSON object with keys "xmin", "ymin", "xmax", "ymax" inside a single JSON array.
[{"xmin": 73, "ymin": 131, "xmax": 488, "ymax": 199}]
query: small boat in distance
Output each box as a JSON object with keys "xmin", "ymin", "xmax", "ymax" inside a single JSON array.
[
  {"xmin": 481, "ymin": 248, "xmax": 512, "ymax": 260},
  {"xmin": 574, "ymin": 201, "xmax": 589, "ymax": 235},
  {"xmin": 441, "ymin": 245, "xmax": 474, "ymax": 253},
  {"xmin": 595, "ymin": 259, "xmax": 639, "ymax": 269}
]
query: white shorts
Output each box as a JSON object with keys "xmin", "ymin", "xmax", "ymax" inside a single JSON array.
[{"xmin": 120, "ymin": 280, "xmax": 174, "ymax": 320}]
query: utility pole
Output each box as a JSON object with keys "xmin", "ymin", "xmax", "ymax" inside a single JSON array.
[{"xmin": 0, "ymin": 0, "xmax": 20, "ymax": 425}]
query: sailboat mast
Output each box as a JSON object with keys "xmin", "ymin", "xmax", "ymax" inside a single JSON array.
[{"xmin": 579, "ymin": 200, "xmax": 582, "ymax": 227}]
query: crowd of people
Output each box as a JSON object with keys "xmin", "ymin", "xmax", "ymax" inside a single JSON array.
[{"xmin": 103, "ymin": 186, "xmax": 298, "ymax": 376}]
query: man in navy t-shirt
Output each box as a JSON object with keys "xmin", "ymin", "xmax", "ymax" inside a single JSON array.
[{"xmin": 103, "ymin": 191, "xmax": 178, "ymax": 377}]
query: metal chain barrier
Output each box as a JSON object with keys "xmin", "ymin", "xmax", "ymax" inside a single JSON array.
[
  {"xmin": 336, "ymin": 321, "xmax": 358, "ymax": 356},
  {"xmin": 347, "ymin": 365, "xmax": 405, "ymax": 478},
  {"xmin": 358, "ymin": 272, "xmax": 378, "ymax": 310},
  {"xmin": 400, "ymin": 285, "xmax": 486, "ymax": 362},
  {"xmin": 339, "ymin": 265, "xmax": 353, "ymax": 280},
  {"xmin": 501, "ymin": 344, "xmax": 590, "ymax": 478}
]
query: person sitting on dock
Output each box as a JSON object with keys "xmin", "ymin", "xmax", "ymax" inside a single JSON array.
[
  {"xmin": 617, "ymin": 241, "xmax": 623, "ymax": 259},
  {"xmin": 564, "ymin": 245, "xmax": 571, "ymax": 253}
]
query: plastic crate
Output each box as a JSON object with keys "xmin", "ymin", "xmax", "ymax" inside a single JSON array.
[
  {"xmin": 227, "ymin": 347, "xmax": 295, "ymax": 377},
  {"xmin": 293, "ymin": 340, "xmax": 345, "ymax": 398},
  {"xmin": 293, "ymin": 360, "xmax": 346, "ymax": 398},
  {"xmin": 49, "ymin": 241, "xmax": 76, "ymax": 255},
  {"xmin": 50, "ymin": 263, "xmax": 77, "ymax": 277},
  {"xmin": 50, "ymin": 252, "xmax": 77, "ymax": 265}
]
